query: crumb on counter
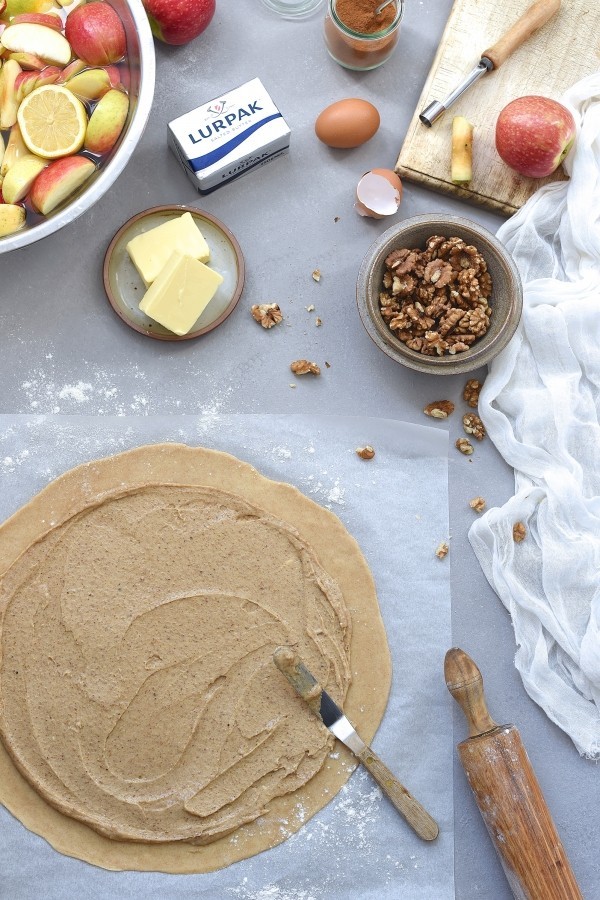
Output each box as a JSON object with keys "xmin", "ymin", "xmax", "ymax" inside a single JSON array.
[
  {"xmin": 435, "ymin": 541, "xmax": 449, "ymax": 559},
  {"xmin": 469, "ymin": 496, "xmax": 486, "ymax": 513}
]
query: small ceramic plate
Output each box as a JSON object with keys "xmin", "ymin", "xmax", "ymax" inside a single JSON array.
[{"xmin": 103, "ymin": 205, "xmax": 245, "ymax": 341}]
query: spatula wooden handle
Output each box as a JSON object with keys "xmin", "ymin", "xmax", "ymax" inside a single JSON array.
[
  {"xmin": 482, "ymin": 0, "xmax": 560, "ymax": 70},
  {"xmin": 357, "ymin": 745, "xmax": 439, "ymax": 842}
]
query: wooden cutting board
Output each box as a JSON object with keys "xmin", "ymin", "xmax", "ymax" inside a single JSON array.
[{"xmin": 396, "ymin": 0, "xmax": 600, "ymax": 216}]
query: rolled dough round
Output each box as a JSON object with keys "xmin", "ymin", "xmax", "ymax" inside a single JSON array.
[{"xmin": 0, "ymin": 444, "xmax": 391, "ymax": 873}]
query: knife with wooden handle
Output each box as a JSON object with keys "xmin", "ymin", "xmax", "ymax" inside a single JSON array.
[
  {"xmin": 445, "ymin": 648, "xmax": 583, "ymax": 900},
  {"xmin": 273, "ymin": 646, "xmax": 439, "ymax": 842},
  {"xmin": 420, "ymin": 0, "xmax": 561, "ymax": 126}
]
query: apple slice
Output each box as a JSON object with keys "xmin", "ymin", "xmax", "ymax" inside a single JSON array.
[
  {"xmin": 0, "ymin": 131, "xmax": 5, "ymax": 170},
  {"xmin": 0, "ymin": 57, "xmax": 22, "ymax": 128},
  {"xmin": 10, "ymin": 13, "xmax": 63, "ymax": 31},
  {"xmin": 15, "ymin": 68, "xmax": 38, "ymax": 102},
  {"xmin": 57, "ymin": 57, "xmax": 86, "ymax": 82},
  {"xmin": 1, "ymin": 151, "xmax": 46, "ymax": 202},
  {"xmin": 0, "ymin": 123, "xmax": 28, "ymax": 177},
  {"xmin": 30, "ymin": 154, "xmax": 95, "ymax": 214},
  {"xmin": 7, "ymin": 50, "xmax": 46, "ymax": 69},
  {"xmin": 4, "ymin": 1, "xmax": 58, "ymax": 12},
  {"xmin": 65, "ymin": 67, "xmax": 112, "ymax": 101},
  {"xmin": 0, "ymin": 201, "xmax": 26, "ymax": 237},
  {"xmin": 84, "ymin": 88, "xmax": 128, "ymax": 154},
  {"xmin": 1, "ymin": 24, "xmax": 72, "ymax": 67}
]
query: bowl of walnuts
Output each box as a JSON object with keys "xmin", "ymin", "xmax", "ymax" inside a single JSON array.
[{"xmin": 356, "ymin": 214, "xmax": 523, "ymax": 375}]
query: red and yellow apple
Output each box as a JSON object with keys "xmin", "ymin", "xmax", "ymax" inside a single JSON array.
[
  {"xmin": 495, "ymin": 95, "xmax": 576, "ymax": 179},
  {"xmin": 30, "ymin": 154, "xmax": 96, "ymax": 214},
  {"xmin": 142, "ymin": 0, "xmax": 215, "ymax": 46},
  {"xmin": 65, "ymin": 2, "xmax": 126, "ymax": 66}
]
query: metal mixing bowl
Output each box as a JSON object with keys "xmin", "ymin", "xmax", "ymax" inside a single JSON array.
[{"xmin": 0, "ymin": 0, "xmax": 155, "ymax": 254}]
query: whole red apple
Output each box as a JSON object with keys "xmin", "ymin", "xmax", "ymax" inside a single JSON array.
[
  {"xmin": 65, "ymin": 2, "xmax": 127, "ymax": 67},
  {"xmin": 495, "ymin": 95, "xmax": 576, "ymax": 179},
  {"xmin": 142, "ymin": 0, "xmax": 215, "ymax": 46}
]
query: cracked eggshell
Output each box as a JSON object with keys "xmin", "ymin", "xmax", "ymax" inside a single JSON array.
[{"xmin": 355, "ymin": 168, "xmax": 403, "ymax": 218}]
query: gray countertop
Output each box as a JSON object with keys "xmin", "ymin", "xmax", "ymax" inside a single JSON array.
[{"xmin": 1, "ymin": 1, "xmax": 597, "ymax": 896}]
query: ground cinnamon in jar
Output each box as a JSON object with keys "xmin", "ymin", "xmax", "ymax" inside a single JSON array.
[
  {"xmin": 323, "ymin": 0, "xmax": 402, "ymax": 71},
  {"xmin": 336, "ymin": 0, "xmax": 395, "ymax": 34}
]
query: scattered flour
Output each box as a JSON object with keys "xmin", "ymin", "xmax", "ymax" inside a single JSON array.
[{"xmin": 58, "ymin": 382, "xmax": 93, "ymax": 404}]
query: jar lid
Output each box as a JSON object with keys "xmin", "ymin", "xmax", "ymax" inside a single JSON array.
[{"xmin": 259, "ymin": 0, "xmax": 325, "ymax": 19}]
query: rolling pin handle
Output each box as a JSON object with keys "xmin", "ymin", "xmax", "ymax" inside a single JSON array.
[{"xmin": 444, "ymin": 648, "xmax": 498, "ymax": 738}]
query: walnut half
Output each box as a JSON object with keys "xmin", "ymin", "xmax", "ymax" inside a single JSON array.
[
  {"xmin": 290, "ymin": 359, "xmax": 320, "ymax": 376},
  {"xmin": 463, "ymin": 379, "xmax": 482, "ymax": 408},
  {"xmin": 356, "ymin": 446, "xmax": 375, "ymax": 460},
  {"xmin": 513, "ymin": 522, "xmax": 526, "ymax": 543},
  {"xmin": 251, "ymin": 303, "xmax": 282, "ymax": 329},
  {"xmin": 463, "ymin": 413, "xmax": 486, "ymax": 441},
  {"xmin": 456, "ymin": 437, "xmax": 474, "ymax": 455},
  {"xmin": 424, "ymin": 400, "xmax": 455, "ymax": 419}
]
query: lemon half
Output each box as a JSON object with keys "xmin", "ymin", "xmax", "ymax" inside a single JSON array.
[{"xmin": 17, "ymin": 85, "xmax": 88, "ymax": 160}]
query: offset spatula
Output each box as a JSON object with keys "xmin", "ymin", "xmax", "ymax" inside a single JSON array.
[{"xmin": 273, "ymin": 646, "xmax": 439, "ymax": 842}]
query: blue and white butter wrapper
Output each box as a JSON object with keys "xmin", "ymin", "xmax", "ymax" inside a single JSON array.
[{"xmin": 168, "ymin": 78, "xmax": 291, "ymax": 194}]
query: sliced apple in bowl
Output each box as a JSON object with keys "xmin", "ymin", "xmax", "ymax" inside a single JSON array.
[
  {"xmin": 0, "ymin": 23, "xmax": 72, "ymax": 67},
  {"xmin": 30, "ymin": 154, "xmax": 96, "ymax": 215},
  {"xmin": 1, "ymin": 152, "xmax": 46, "ymax": 203},
  {"xmin": 0, "ymin": 201, "xmax": 26, "ymax": 237}
]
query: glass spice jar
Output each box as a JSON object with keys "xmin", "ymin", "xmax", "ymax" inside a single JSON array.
[
  {"xmin": 259, "ymin": 0, "xmax": 324, "ymax": 18},
  {"xmin": 324, "ymin": 0, "xmax": 404, "ymax": 71}
]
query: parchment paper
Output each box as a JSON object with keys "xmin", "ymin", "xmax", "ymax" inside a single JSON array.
[{"xmin": 0, "ymin": 414, "xmax": 453, "ymax": 900}]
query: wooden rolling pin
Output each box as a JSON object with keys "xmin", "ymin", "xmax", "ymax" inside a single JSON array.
[{"xmin": 445, "ymin": 648, "xmax": 582, "ymax": 900}]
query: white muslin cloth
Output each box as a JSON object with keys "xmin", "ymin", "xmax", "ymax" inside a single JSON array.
[{"xmin": 469, "ymin": 73, "xmax": 600, "ymax": 758}]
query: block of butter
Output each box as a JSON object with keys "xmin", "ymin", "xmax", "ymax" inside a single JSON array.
[
  {"xmin": 139, "ymin": 251, "xmax": 224, "ymax": 336},
  {"xmin": 126, "ymin": 212, "xmax": 210, "ymax": 286}
]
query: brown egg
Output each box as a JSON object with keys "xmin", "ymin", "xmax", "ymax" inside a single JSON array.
[{"xmin": 315, "ymin": 99, "xmax": 380, "ymax": 149}]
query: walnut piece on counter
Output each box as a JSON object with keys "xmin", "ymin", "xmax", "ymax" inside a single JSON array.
[
  {"xmin": 469, "ymin": 496, "xmax": 486, "ymax": 513},
  {"xmin": 513, "ymin": 522, "xmax": 526, "ymax": 543},
  {"xmin": 251, "ymin": 303, "xmax": 282, "ymax": 329},
  {"xmin": 424, "ymin": 399, "xmax": 455, "ymax": 419},
  {"xmin": 315, "ymin": 317, "xmax": 322, "ymax": 327},
  {"xmin": 312, "ymin": 269, "xmax": 321, "ymax": 282},
  {"xmin": 456, "ymin": 437, "xmax": 474, "ymax": 455},
  {"xmin": 463, "ymin": 413, "xmax": 486, "ymax": 441},
  {"xmin": 378, "ymin": 236, "xmax": 492, "ymax": 357},
  {"xmin": 463, "ymin": 378, "xmax": 483, "ymax": 407},
  {"xmin": 290, "ymin": 359, "xmax": 321, "ymax": 376},
  {"xmin": 435, "ymin": 541, "xmax": 449, "ymax": 559},
  {"xmin": 356, "ymin": 445, "xmax": 375, "ymax": 460}
]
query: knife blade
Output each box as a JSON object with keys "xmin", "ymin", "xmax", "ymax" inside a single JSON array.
[{"xmin": 273, "ymin": 646, "xmax": 439, "ymax": 842}]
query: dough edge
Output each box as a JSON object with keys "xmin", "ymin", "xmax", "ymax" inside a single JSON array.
[{"xmin": 0, "ymin": 443, "xmax": 392, "ymax": 874}]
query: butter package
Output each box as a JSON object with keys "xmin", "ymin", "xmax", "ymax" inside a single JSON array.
[{"xmin": 168, "ymin": 78, "xmax": 291, "ymax": 194}]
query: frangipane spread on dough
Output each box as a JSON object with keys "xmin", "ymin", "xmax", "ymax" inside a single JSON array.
[{"xmin": 0, "ymin": 484, "xmax": 351, "ymax": 843}]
